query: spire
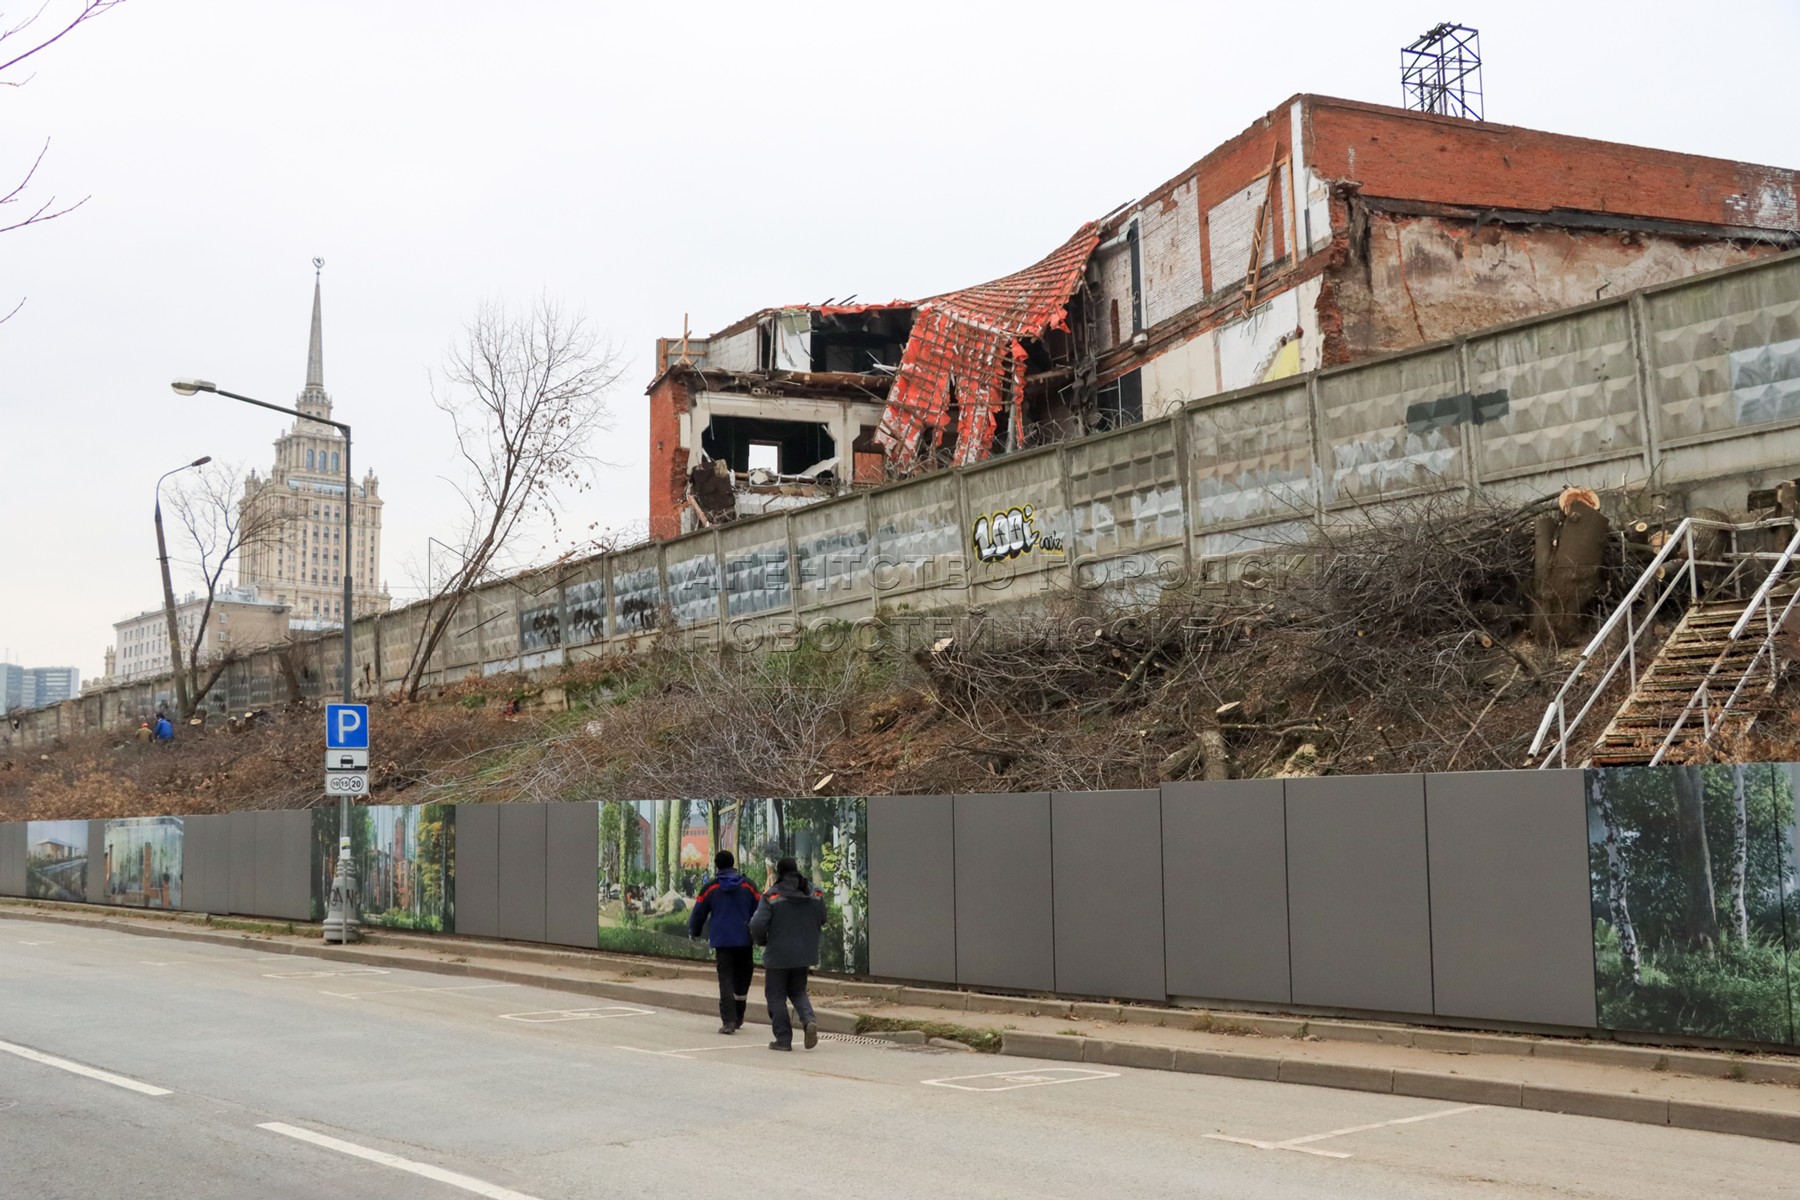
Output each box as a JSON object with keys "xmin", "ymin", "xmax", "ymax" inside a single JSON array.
[{"xmin": 305, "ymin": 256, "xmax": 325, "ymax": 391}]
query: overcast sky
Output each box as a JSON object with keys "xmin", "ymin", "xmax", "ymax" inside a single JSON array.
[{"xmin": 4, "ymin": 0, "xmax": 1798, "ymax": 680}]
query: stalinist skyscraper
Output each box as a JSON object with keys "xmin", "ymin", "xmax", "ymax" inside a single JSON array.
[{"xmin": 237, "ymin": 263, "xmax": 390, "ymax": 624}]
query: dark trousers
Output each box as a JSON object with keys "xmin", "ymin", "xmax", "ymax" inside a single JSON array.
[
  {"xmin": 764, "ymin": 965, "xmax": 816, "ymax": 1046},
  {"xmin": 715, "ymin": 945, "xmax": 754, "ymax": 1027}
]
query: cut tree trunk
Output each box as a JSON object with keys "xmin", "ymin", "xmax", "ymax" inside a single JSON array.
[
  {"xmin": 1157, "ymin": 726, "xmax": 1230, "ymax": 782},
  {"xmin": 1532, "ymin": 489, "xmax": 1610, "ymax": 646}
]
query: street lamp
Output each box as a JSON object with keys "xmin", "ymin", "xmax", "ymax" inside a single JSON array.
[
  {"xmin": 172, "ymin": 377, "xmax": 359, "ymax": 943},
  {"xmin": 155, "ymin": 455, "xmax": 212, "ymax": 720}
]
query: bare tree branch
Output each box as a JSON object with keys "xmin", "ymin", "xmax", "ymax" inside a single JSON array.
[{"xmin": 401, "ymin": 295, "xmax": 623, "ymax": 698}]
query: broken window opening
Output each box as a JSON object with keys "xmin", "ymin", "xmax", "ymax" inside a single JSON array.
[
  {"xmin": 746, "ymin": 442, "xmax": 781, "ymax": 474},
  {"xmin": 1093, "ymin": 369, "xmax": 1143, "ymax": 433},
  {"xmin": 702, "ymin": 415, "xmax": 837, "ymax": 477}
]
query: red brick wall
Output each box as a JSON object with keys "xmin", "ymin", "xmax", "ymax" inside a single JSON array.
[
  {"xmin": 647, "ymin": 373, "xmax": 690, "ymax": 542},
  {"xmin": 1307, "ymin": 97, "xmax": 1799, "ymax": 231}
]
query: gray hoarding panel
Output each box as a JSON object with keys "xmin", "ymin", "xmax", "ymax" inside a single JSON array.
[
  {"xmin": 497, "ymin": 803, "xmax": 547, "ymax": 943},
  {"xmin": 0, "ymin": 823, "xmax": 24, "ymax": 896},
  {"xmin": 544, "ymin": 802, "xmax": 598, "ymax": 948},
  {"xmin": 228, "ymin": 811, "xmax": 256, "ymax": 915},
  {"xmin": 1161, "ymin": 780, "xmax": 1291, "ymax": 1004},
  {"xmin": 1285, "ymin": 774, "xmax": 1435, "ymax": 1015},
  {"xmin": 455, "ymin": 804, "xmax": 500, "ymax": 938},
  {"xmin": 953, "ymin": 793, "xmax": 1054, "ymax": 992},
  {"xmin": 1052, "ymin": 790, "xmax": 1165, "ymax": 1001},
  {"xmin": 180, "ymin": 815, "xmax": 215, "ymax": 914},
  {"xmin": 866, "ymin": 796, "xmax": 957, "ymax": 983},
  {"xmin": 1425, "ymin": 770, "xmax": 1597, "ymax": 1029},
  {"xmin": 254, "ymin": 810, "xmax": 313, "ymax": 921}
]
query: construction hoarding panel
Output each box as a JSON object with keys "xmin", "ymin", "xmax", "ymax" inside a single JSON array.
[
  {"xmin": 1585, "ymin": 763, "xmax": 1796, "ymax": 1045},
  {"xmin": 312, "ymin": 803, "xmax": 456, "ymax": 933}
]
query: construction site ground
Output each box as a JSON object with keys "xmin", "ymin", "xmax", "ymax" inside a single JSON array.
[{"xmin": 6, "ymin": 897, "xmax": 1798, "ymax": 1146}]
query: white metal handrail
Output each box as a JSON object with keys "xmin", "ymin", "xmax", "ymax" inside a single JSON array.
[
  {"xmin": 1646, "ymin": 521, "xmax": 1800, "ymax": 765},
  {"xmin": 1528, "ymin": 517, "xmax": 1791, "ymax": 769}
]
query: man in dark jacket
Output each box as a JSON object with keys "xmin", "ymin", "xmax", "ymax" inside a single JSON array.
[
  {"xmin": 748, "ymin": 856, "xmax": 826, "ymax": 1051},
  {"xmin": 687, "ymin": 850, "xmax": 761, "ymax": 1033}
]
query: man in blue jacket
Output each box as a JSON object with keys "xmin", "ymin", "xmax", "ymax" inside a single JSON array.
[{"xmin": 688, "ymin": 850, "xmax": 761, "ymax": 1034}]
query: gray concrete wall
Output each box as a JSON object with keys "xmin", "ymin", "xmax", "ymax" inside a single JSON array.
[
  {"xmin": 1161, "ymin": 780, "xmax": 1291, "ymax": 1005},
  {"xmin": 1052, "ymin": 790, "xmax": 1165, "ymax": 1001},
  {"xmin": 1285, "ymin": 774, "xmax": 1436, "ymax": 1016},
  {"xmin": 954, "ymin": 793, "xmax": 1054, "ymax": 993},
  {"xmin": 1425, "ymin": 770, "xmax": 1598, "ymax": 1028},
  {"xmin": 867, "ymin": 796, "xmax": 957, "ymax": 983}
]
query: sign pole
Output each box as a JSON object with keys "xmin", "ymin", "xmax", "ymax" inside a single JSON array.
[{"xmin": 322, "ymin": 701, "xmax": 369, "ymax": 944}]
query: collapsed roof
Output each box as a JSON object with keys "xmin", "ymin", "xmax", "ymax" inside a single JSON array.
[{"xmin": 874, "ymin": 222, "xmax": 1102, "ymax": 475}]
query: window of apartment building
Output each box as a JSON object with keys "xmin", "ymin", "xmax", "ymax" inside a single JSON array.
[{"xmin": 307, "ymin": 449, "xmax": 315, "ymax": 469}]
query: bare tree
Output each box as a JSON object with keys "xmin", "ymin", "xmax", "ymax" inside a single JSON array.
[
  {"xmin": 401, "ymin": 296, "xmax": 622, "ymax": 699},
  {"xmin": 167, "ymin": 461, "xmax": 294, "ymax": 718},
  {"xmin": 2, "ymin": 0, "xmax": 125, "ymax": 320}
]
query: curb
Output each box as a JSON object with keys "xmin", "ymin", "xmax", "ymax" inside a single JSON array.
[{"xmin": 996, "ymin": 1031, "xmax": 1800, "ymax": 1145}]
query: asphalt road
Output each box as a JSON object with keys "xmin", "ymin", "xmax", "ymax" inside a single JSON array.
[{"xmin": 0, "ymin": 916, "xmax": 1790, "ymax": 1200}]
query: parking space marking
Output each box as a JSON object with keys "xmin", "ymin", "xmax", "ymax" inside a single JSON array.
[
  {"xmin": 1205, "ymin": 1104, "xmax": 1484, "ymax": 1159},
  {"xmin": 321, "ymin": 982, "xmax": 518, "ymax": 999},
  {"xmin": 259, "ymin": 1122, "xmax": 542, "ymax": 1200},
  {"xmin": 923, "ymin": 1067, "xmax": 1119, "ymax": 1092},
  {"xmin": 262, "ymin": 968, "xmax": 390, "ymax": 980},
  {"xmin": 614, "ymin": 1044, "xmax": 762, "ymax": 1058},
  {"xmin": 498, "ymin": 1005, "xmax": 655, "ymax": 1023},
  {"xmin": 0, "ymin": 1038, "xmax": 173, "ymax": 1097}
]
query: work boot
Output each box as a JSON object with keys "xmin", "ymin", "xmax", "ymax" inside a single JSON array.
[
  {"xmin": 803, "ymin": 1021, "xmax": 819, "ymax": 1050},
  {"xmin": 768, "ymin": 1041, "xmax": 792, "ymax": 1051}
]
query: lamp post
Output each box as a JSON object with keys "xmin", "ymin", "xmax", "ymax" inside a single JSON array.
[
  {"xmin": 155, "ymin": 456, "xmax": 212, "ymax": 719},
  {"xmin": 171, "ymin": 378, "xmax": 359, "ymax": 942}
]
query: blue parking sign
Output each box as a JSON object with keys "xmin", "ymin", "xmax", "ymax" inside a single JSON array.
[{"xmin": 325, "ymin": 704, "xmax": 370, "ymax": 750}]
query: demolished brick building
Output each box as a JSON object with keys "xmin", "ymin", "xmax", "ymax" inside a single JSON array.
[{"xmin": 647, "ymin": 93, "xmax": 1800, "ymax": 540}]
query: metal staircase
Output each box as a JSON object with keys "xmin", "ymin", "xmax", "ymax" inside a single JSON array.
[{"xmin": 1529, "ymin": 517, "xmax": 1800, "ymax": 768}]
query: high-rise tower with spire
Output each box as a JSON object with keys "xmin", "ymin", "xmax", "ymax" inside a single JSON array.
[{"xmin": 237, "ymin": 262, "xmax": 390, "ymax": 626}]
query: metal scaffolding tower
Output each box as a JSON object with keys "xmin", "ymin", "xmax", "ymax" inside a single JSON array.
[{"xmin": 1401, "ymin": 23, "xmax": 1483, "ymax": 121}]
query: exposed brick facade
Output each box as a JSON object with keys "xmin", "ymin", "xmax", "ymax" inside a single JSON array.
[{"xmin": 646, "ymin": 371, "xmax": 691, "ymax": 542}]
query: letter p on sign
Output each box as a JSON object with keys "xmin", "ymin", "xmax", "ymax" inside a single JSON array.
[{"xmin": 325, "ymin": 703, "xmax": 370, "ymax": 750}]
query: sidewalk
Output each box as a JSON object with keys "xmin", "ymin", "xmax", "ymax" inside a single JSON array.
[{"xmin": 6, "ymin": 898, "xmax": 1799, "ymax": 1144}]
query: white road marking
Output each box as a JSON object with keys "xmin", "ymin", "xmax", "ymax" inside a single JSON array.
[
  {"xmin": 499, "ymin": 1005, "xmax": 654, "ymax": 1023},
  {"xmin": 0, "ymin": 1039, "xmax": 172, "ymax": 1097},
  {"xmin": 257, "ymin": 1123, "xmax": 542, "ymax": 1200},
  {"xmin": 16, "ymin": 940, "xmax": 55, "ymax": 946},
  {"xmin": 923, "ymin": 1067, "xmax": 1119, "ymax": 1092},
  {"xmin": 614, "ymin": 1044, "xmax": 762, "ymax": 1058},
  {"xmin": 1205, "ymin": 1104, "xmax": 1484, "ymax": 1159},
  {"xmin": 262, "ymin": 968, "xmax": 389, "ymax": 979},
  {"xmin": 321, "ymin": 983, "xmax": 516, "ymax": 999}
]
